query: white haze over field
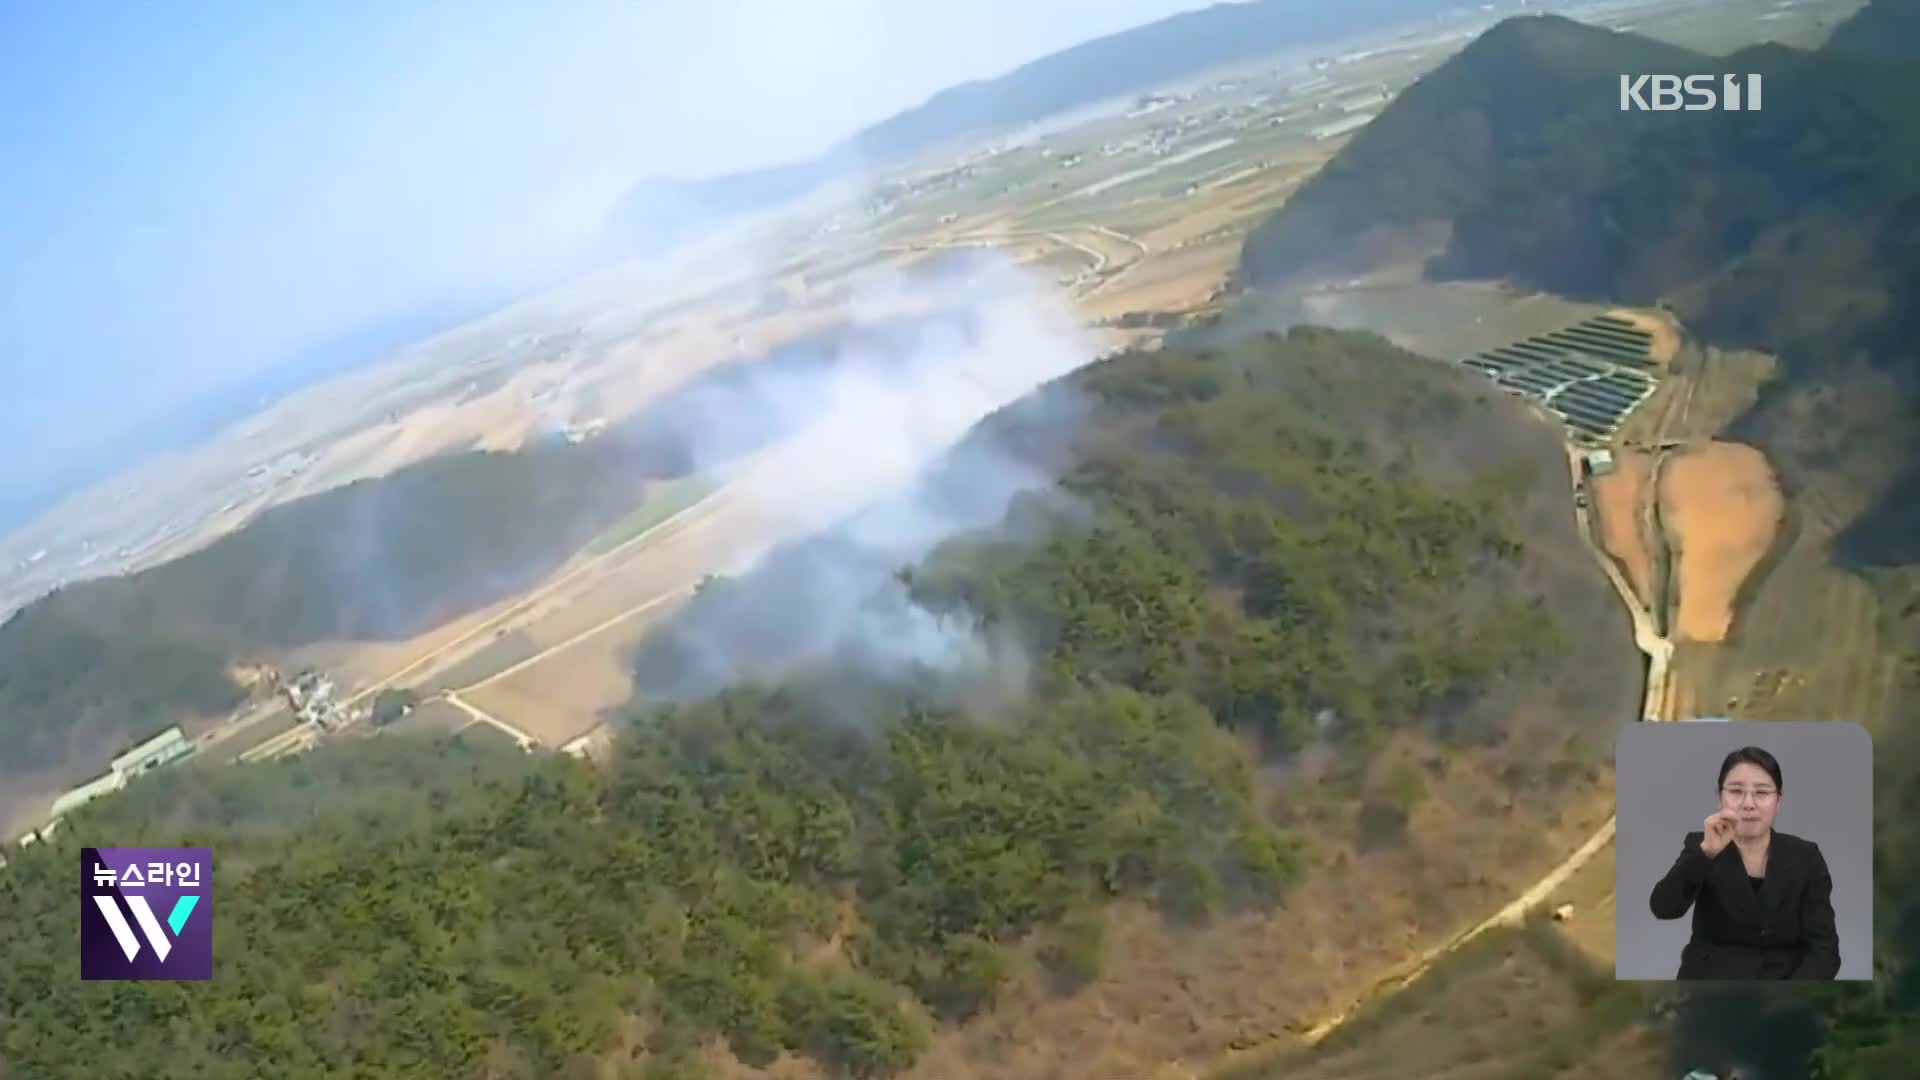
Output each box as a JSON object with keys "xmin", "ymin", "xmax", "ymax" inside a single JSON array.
[
  {"xmin": 625, "ymin": 250, "xmax": 1101, "ymax": 704},
  {"xmin": 3, "ymin": 0, "xmax": 1212, "ymax": 523}
]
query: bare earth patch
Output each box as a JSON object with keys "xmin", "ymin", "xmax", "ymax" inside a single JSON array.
[
  {"xmin": 462, "ymin": 617, "xmax": 661, "ymax": 747},
  {"xmin": 1660, "ymin": 442, "xmax": 1785, "ymax": 643},
  {"xmin": 1591, "ymin": 450, "xmax": 1654, "ymax": 608}
]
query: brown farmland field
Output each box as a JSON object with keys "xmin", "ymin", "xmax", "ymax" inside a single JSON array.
[{"xmin": 1660, "ymin": 442, "xmax": 1785, "ymax": 643}]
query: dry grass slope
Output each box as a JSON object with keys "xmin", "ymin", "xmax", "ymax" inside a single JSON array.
[
  {"xmin": 872, "ymin": 729, "xmax": 1621, "ymax": 1080},
  {"xmin": 1215, "ymin": 919, "xmax": 1660, "ymax": 1080}
]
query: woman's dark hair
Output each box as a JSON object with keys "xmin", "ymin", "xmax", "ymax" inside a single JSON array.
[{"xmin": 1718, "ymin": 746, "xmax": 1783, "ymax": 793}]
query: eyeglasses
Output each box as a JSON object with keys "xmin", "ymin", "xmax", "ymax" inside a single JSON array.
[{"xmin": 1721, "ymin": 786, "xmax": 1778, "ymax": 803}]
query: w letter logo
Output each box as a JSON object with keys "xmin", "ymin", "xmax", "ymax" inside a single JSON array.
[
  {"xmin": 80, "ymin": 847, "xmax": 213, "ymax": 981},
  {"xmin": 90, "ymin": 893, "xmax": 200, "ymax": 962}
]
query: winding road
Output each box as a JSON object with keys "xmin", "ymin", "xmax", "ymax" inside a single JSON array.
[
  {"xmin": 211, "ymin": 488, "xmax": 738, "ymax": 763},
  {"xmin": 1285, "ymin": 443, "xmax": 1677, "ymax": 1051},
  {"xmin": 441, "ymin": 692, "xmax": 537, "ymax": 750},
  {"xmin": 207, "ymin": 245, "xmax": 1679, "ymax": 1074},
  {"xmin": 881, "ymin": 223, "xmax": 1150, "ymax": 295}
]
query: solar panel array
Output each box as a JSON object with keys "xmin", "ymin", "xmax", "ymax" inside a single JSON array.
[{"xmin": 1458, "ymin": 314, "xmax": 1659, "ymax": 441}]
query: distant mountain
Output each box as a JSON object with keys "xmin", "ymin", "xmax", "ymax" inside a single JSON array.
[
  {"xmin": 1824, "ymin": 0, "xmax": 1920, "ymax": 59},
  {"xmin": 1239, "ymin": 9, "xmax": 1920, "ymax": 316},
  {"xmin": 0, "ymin": 294, "xmax": 512, "ymax": 538},
  {"xmin": 0, "ymin": 310, "xmax": 989, "ymax": 783},
  {"xmin": 1234, "ymin": 11, "xmax": 1920, "ymax": 1067},
  {"xmin": 603, "ymin": 0, "xmax": 1461, "ymax": 253},
  {"xmin": 1241, "ymin": 7, "xmax": 1920, "ymax": 567},
  {"xmin": 1237, "ymin": 9, "xmax": 1920, "ymax": 417},
  {"xmin": 1236, "ymin": 14, "xmax": 1701, "ymax": 284}
]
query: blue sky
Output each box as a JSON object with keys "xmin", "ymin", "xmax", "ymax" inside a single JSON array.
[{"xmin": 0, "ymin": 0, "xmax": 1204, "ymax": 523}]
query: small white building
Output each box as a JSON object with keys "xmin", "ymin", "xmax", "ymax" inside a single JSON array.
[
  {"xmin": 41, "ymin": 726, "xmax": 196, "ymax": 825},
  {"xmin": 49, "ymin": 771, "xmax": 128, "ymax": 820},
  {"xmin": 111, "ymin": 726, "xmax": 195, "ymax": 777}
]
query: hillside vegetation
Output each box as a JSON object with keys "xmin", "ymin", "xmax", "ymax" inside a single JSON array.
[
  {"xmin": 1238, "ymin": 15, "xmax": 1701, "ymax": 285},
  {"xmin": 634, "ymin": 326, "xmax": 1615, "ymax": 755},
  {"xmin": 1221, "ymin": 921, "xmax": 1656, "ymax": 1080},
  {"xmin": 1238, "ymin": 4, "xmax": 1920, "ymax": 1071},
  {"xmin": 0, "ymin": 436, "xmax": 676, "ymax": 781},
  {"xmin": 1238, "ymin": 9, "xmax": 1920, "ymax": 446},
  {"xmin": 1240, "ymin": 11, "xmax": 1920, "ymax": 345},
  {"xmin": 0, "ymin": 311, "xmax": 979, "ymax": 785},
  {"xmin": 0, "ymin": 328, "xmax": 1632, "ymax": 1079}
]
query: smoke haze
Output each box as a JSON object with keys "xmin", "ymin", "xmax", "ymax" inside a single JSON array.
[{"xmin": 625, "ymin": 251, "xmax": 1098, "ymax": 708}]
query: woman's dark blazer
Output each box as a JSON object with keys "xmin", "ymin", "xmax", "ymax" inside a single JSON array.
[{"xmin": 1648, "ymin": 828, "xmax": 1840, "ymax": 979}]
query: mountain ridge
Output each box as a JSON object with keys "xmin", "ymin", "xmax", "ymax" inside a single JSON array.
[
  {"xmin": 0, "ymin": 325, "xmax": 1638, "ymax": 1078},
  {"xmin": 603, "ymin": 0, "xmax": 1470, "ymax": 254},
  {"xmin": 0, "ymin": 310, "xmax": 993, "ymax": 786},
  {"xmin": 1237, "ymin": 14, "xmax": 1707, "ymax": 285},
  {"xmin": 1234, "ymin": 4, "xmax": 1920, "ymax": 1069},
  {"xmin": 1824, "ymin": 0, "xmax": 1920, "ymax": 59}
]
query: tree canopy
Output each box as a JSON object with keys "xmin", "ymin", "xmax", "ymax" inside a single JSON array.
[{"xmin": 0, "ymin": 327, "xmax": 1612, "ymax": 1078}]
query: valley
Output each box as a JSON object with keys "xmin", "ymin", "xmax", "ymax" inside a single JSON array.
[{"xmin": 3, "ymin": 0, "xmax": 1912, "ymax": 1076}]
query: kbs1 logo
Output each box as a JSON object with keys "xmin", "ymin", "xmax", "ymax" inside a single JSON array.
[
  {"xmin": 1620, "ymin": 73, "xmax": 1763, "ymax": 112},
  {"xmin": 80, "ymin": 847, "xmax": 212, "ymax": 981}
]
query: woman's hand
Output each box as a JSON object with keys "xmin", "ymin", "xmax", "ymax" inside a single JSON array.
[{"xmin": 1700, "ymin": 810, "xmax": 1739, "ymax": 857}]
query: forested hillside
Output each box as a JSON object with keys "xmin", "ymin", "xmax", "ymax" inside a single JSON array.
[
  {"xmin": 1235, "ymin": 15, "xmax": 1700, "ymax": 284},
  {"xmin": 1824, "ymin": 0, "xmax": 1920, "ymax": 59},
  {"xmin": 0, "ymin": 434, "xmax": 678, "ymax": 781},
  {"xmin": 1239, "ymin": 11, "xmax": 1920, "ymax": 360},
  {"xmin": 0, "ymin": 328, "xmax": 1633, "ymax": 1079},
  {"xmin": 633, "ymin": 325, "xmax": 1618, "ymax": 755},
  {"xmin": 0, "ymin": 310, "xmax": 979, "ymax": 784},
  {"xmin": 1236, "ymin": 4, "xmax": 1920, "ymax": 1071},
  {"xmin": 1237, "ymin": 2, "xmax": 1920, "ymax": 706}
]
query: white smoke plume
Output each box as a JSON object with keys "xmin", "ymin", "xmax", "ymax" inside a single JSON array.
[{"xmin": 625, "ymin": 248, "xmax": 1100, "ymax": 706}]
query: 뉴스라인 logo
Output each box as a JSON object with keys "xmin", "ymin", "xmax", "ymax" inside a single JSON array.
[{"xmin": 80, "ymin": 847, "xmax": 212, "ymax": 981}]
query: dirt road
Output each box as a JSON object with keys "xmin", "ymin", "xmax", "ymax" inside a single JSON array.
[
  {"xmin": 882, "ymin": 224, "xmax": 1150, "ymax": 295},
  {"xmin": 442, "ymin": 692, "xmax": 538, "ymax": 749},
  {"xmin": 1086, "ymin": 224, "xmax": 1151, "ymax": 259},
  {"xmin": 343, "ymin": 488, "xmax": 736, "ymax": 708},
  {"xmin": 236, "ymin": 720, "xmax": 317, "ymax": 764},
  {"xmin": 242, "ymin": 298, "xmax": 1094, "ymax": 761},
  {"xmin": 1294, "ymin": 818, "xmax": 1621, "ymax": 1045},
  {"xmin": 198, "ymin": 486, "xmax": 737, "ymax": 766},
  {"xmin": 1278, "ymin": 445, "xmax": 1675, "ymax": 1055},
  {"xmin": 460, "ymin": 587, "xmax": 696, "ymax": 696}
]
